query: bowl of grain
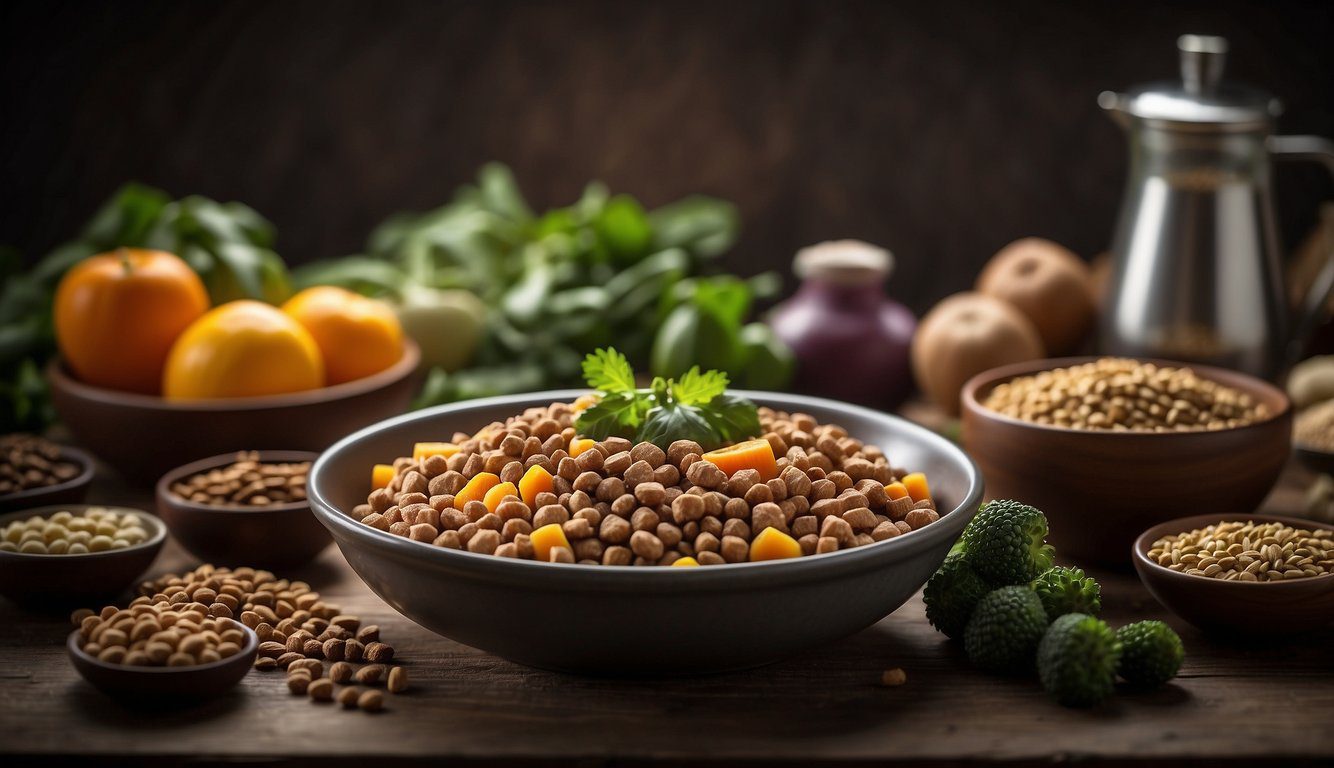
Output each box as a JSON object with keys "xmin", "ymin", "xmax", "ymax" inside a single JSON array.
[
  {"xmin": 962, "ymin": 357, "xmax": 1292, "ymax": 568},
  {"xmin": 308, "ymin": 390, "xmax": 984, "ymax": 675},
  {"xmin": 156, "ymin": 451, "xmax": 329, "ymax": 569},
  {"xmin": 1132, "ymin": 514, "xmax": 1334, "ymax": 634}
]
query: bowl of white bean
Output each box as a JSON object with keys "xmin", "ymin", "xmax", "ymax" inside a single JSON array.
[{"xmin": 0, "ymin": 505, "xmax": 167, "ymax": 606}]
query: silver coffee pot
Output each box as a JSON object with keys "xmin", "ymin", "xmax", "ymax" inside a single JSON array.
[{"xmin": 1099, "ymin": 34, "xmax": 1334, "ymax": 379}]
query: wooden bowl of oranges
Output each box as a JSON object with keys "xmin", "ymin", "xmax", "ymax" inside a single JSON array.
[{"xmin": 48, "ymin": 249, "xmax": 420, "ymax": 484}]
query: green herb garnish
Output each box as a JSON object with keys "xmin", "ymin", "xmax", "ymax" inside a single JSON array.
[{"xmin": 574, "ymin": 347, "xmax": 760, "ymax": 451}]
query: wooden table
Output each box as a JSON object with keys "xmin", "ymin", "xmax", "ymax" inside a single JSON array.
[{"xmin": 3, "ymin": 459, "xmax": 1332, "ymax": 767}]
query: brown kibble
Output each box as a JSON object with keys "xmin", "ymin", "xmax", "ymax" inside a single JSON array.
[
  {"xmin": 387, "ymin": 666, "xmax": 409, "ymax": 693},
  {"xmin": 365, "ymin": 641, "xmax": 395, "ymax": 663},
  {"xmin": 258, "ymin": 640, "xmax": 286, "ymax": 658},
  {"xmin": 358, "ymin": 689, "xmax": 384, "ymax": 712},
  {"xmin": 356, "ymin": 625, "xmax": 380, "ymax": 644},
  {"xmin": 337, "ymin": 685, "xmax": 362, "ymax": 708},
  {"xmin": 355, "ymin": 663, "xmax": 386, "ymax": 685},
  {"xmin": 880, "ymin": 668, "xmax": 907, "ymax": 686},
  {"xmin": 253, "ymin": 656, "xmax": 278, "ymax": 670},
  {"xmin": 322, "ymin": 638, "xmax": 346, "ymax": 661},
  {"xmin": 308, "ymin": 678, "xmax": 335, "ymax": 702},
  {"xmin": 287, "ymin": 673, "xmax": 312, "ymax": 695}
]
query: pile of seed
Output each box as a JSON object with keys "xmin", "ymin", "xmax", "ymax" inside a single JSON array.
[
  {"xmin": 0, "ymin": 433, "xmax": 81, "ymax": 496},
  {"xmin": 283, "ymin": 657, "xmax": 407, "ymax": 712},
  {"xmin": 1149, "ymin": 520, "xmax": 1334, "ymax": 581},
  {"xmin": 354, "ymin": 404, "xmax": 939, "ymax": 566},
  {"xmin": 983, "ymin": 358, "xmax": 1271, "ymax": 432},
  {"xmin": 1294, "ymin": 399, "xmax": 1334, "ymax": 452},
  {"xmin": 2, "ymin": 507, "xmax": 150, "ymax": 554},
  {"xmin": 170, "ymin": 452, "xmax": 310, "ymax": 507},
  {"xmin": 73, "ymin": 600, "xmax": 248, "ymax": 667}
]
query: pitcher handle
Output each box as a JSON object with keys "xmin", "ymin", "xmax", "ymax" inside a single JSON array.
[{"xmin": 1269, "ymin": 135, "xmax": 1334, "ymax": 370}]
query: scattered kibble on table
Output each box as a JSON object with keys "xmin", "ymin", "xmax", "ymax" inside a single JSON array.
[
  {"xmin": 2, "ymin": 507, "xmax": 149, "ymax": 555},
  {"xmin": 1150, "ymin": 520, "xmax": 1334, "ymax": 581}
]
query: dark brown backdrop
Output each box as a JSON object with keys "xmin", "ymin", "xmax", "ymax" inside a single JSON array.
[{"xmin": 3, "ymin": 0, "xmax": 1331, "ymax": 314}]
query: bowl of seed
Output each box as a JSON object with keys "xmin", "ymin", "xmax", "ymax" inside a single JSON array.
[
  {"xmin": 962, "ymin": 357, "xmax": 1292, "ymax": 568},
  {"xmin": 156, "ymin": 451, "xmax": 328, "ymax": 569},
  {"xmin": 1133, "ymin": 514, "xmax": 1334, "ymax": 634},
  {"xmin": 0, "ymin": 434, "xmax": 95, "ymax": 514},
  {"xmin": 0, "ymin": 505, "xmax": 167, "ymax": 606},
  {"xmin": 67, "ymin": 596, "xmax": 258, "ymax": 701}
]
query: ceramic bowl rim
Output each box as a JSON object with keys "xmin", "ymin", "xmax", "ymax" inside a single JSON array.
[
  {"xmin": 67, "ymin": 623, "xmax": 258, "ymax": 675},
  {"xmin": 156, "ymin": 450, "xmax": 319, "ymax": 515},
  {"xmin": 309, "ymin": 389, "xmax": 985, "ymax": 592},
  {"xmin": 0, "ymin": 504, "xmax": 167, "ymax": 560},
  {"xmin": 47, "ymin": 339, "xmax": 420, "ymax": 412},
  {"xmin": 0, "ymin": 446, "xmax": 95, "ymax": 506},
  {"xmin": 962, "ymin": 355, "xmax": 1292, "ymax": 439},
  {"xmin": 1132, "ymin": 512, "xmax": 1334, "ymax": 591}
]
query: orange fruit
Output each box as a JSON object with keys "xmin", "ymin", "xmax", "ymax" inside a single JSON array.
[
  {"xmin": 163, "ymin": 300, "xmax": 324, "ymax": 400},
  {"xmin": 282, "ymin": 286, "xmax": 404, "ymax": 385},
  {"xmin": 53, "ymin": 248, "xmax": 210, "ymax": 394}
]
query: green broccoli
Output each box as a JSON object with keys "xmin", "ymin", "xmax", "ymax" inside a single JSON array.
[
  {"xmin": 1037, "ymin": 613, "xmax": 1120, "ymax": 707},
  {"xmin": 963, "ymin": 585, "xmax": 1050, "ymax": 674},
  {"xmin": 1031, "ymin": 566, "xmax": 1102, "ymax": 621},
  {"xmin": 960, "ymin": 500, "xmax": 1056, "ymax": 586},
  {"xmin": 923, "ymin": 551, "xmax": 991, "ymax": 639},
  {"xmin": 1115, "ymin": 620, "xmax": 1184, "ymax": 688}
]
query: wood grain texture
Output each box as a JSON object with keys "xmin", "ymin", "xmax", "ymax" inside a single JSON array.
[{"xmin": 2, "ymin": 458, "xmax": 1332, "ymax": 766}]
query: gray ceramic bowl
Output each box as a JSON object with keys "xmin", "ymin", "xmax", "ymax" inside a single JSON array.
[{"xmin": 309, "ymin": 391, "xmax": 983, "ymax": 675}]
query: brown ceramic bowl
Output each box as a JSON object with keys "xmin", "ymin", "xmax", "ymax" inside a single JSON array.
[
  {"xmin": 0, "ymin": 504, "xmax": 166, "ymax": 606},
  {"xmin": 68, "ymin": 623, "xmax": 257, "ymax": 702},
  {"xmin": 156, "ymin": 451, "xmax": 329, "ymax": 569},
  {"xmin": 1133, "ymin": 513, "xmax": 1334, "ymax": 635},
  {"xmin": 962, "ymin": 357, "xmax": 1292, "ymax": 568},
  {"xmin": 48, "ymin": 339, "xmax": 419, "ymax": 485},
  {"xmin": 0, "ymin": 445, "xmax": 94, "ymax": 514}
]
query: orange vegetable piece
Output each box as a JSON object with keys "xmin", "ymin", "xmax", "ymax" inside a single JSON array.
[
  {"xmin": 671, "ymin": 556, "xmax": 700, "ymax": 567},
  {"xmin": 454, "ymin": 472, "xmax": 501, "ymax": 510},
  {"xmin": 413, "ymin": 442, "xmax": 459, "ymax": 462},
  {"xmin": 482, "ymin": 481, "xmax": 519, "ymax": 512},
  {"xmin": 571, "ymin": 394, "xmax": 600, "ymax": 413},
  {"xmin": 518, "ymin": 465, "xmax": 554, "ymax": 507},
  {"xmin": 749, "ymin": 527, "xmax": 802, "ymax": 561},
  {"xmin": 884, "ymin": 481, "xmax": 910, "ymax": 501},
  {"xmin": 371, "ymin": 464, "xmax": 395, "ymax": 490},
  {"xmin": 902, "ymin": 472, "xmax": 931, "ymax": 502},
  {"xmin": 702, "ymin": 438, "xmax": 778, "ymax": 482},
  {"xmin": 569, "ymin": 438, "xmax": 596, "ymax": 457},
  {"xmin": 282, "ymin": 286, "xmax": 404, "ymax": 385},
  {"xmin": 530, "ymin": 523, "xmax": 571, "ymax": 562}
]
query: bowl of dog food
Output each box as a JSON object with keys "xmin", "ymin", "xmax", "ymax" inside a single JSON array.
[
  {"xmin": 157, "ymin": 451, "xmax": 328, "ymax": 569},
  {"xmin": 309, "ymin": 385, "xmax": 984, "ymax": 675},
  {"xmin": 962, "ymin": 357, "xmax": 1292, "ymax": 567},
  {"xmin": 1133, "ymin": 513, "xmax": 1334, "ymax": 635},
  {"xmin": 0, "ymin": 505, "xmax": 167, "ymax": 605},
  {"xmin": 0, "ymin": 434, "xmax": 95, "ymax": 514}
]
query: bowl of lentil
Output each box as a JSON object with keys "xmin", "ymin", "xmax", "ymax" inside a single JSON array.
[
  {"xmin": 962, "ymin": 357, "xmax": 1292, "ymax": 567},
  {"xmin": 0, "ymin": 434, "xmax": 94, "ymax": 514},
  {"xmin": 308, "ymin": 390, "xmax": 983, "ymax": 675},
  {"xmin": 1133, "ymin": 514, "xmax": 1334, "ymax": 634},
  {"xmin": 0, "ymin": 505, "xmax": 167, "ymax": 605},
  {"xmin": 156, "ymin": 451, "xmax": 328, "ymax": 569}
]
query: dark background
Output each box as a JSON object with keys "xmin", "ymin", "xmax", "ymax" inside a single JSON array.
[{"xmin": 3, "ymin": 0, "xmax": 1331, "ymax": 314}]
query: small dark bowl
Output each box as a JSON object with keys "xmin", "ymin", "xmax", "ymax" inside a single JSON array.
[
  {"xmin": 0, "ymin": 445, "xmax": 95, "ymax": 514},
  {"xmin": 157, "ymin": 451, "xmax": 328, "ymax": 569},
  {"xmin": 68, "ymin": 624, "xmax": 257, "ymax": 702},
  {"xmin": 0, "ymin": 504, "xmax": 166, "ymax": 606},
  {"xmin": 962, "ymin": 356, "xmax": 1292, "ymax": 568},
  {"xmin": 1133, "ymin": 513, "xmax": 1334, "ymax": 635},
  {"xmin": 1294, "ymin": 444, "xmax": 1334, "ymax": 475},
  {"xmin": 48, "ymin": 339, "xmax": 419, "ymax": 485}
]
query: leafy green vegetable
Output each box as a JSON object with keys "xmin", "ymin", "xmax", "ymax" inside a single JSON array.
[
  {"xmin": 638, "ymin": 401, "xmax": 718, "ymax": 449},
  {"xmin": 581, "ymin": 348, "xmax": 636, "ymax": 394},
  {"xmin": 698, "ymin": 392, "xmax": 763, "ymax": 445},
  {"xmin": 671, "ymin": 366, "xmax": 728, "ymax": 406}
]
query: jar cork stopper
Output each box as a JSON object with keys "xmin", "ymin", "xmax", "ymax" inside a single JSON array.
[{"xmin": 794, "ymin": 240, "xmax": 893, "ymax": 284}]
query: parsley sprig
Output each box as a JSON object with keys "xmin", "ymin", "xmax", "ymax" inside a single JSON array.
[{"xmin": 575, "ymin": 348, "xmax": 761, "ymax": 451}]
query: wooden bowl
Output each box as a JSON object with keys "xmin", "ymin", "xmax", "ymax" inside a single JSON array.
[
  {"xmin": 1133, "ymin": 513, "xmax": 1334, "ymax": 634},
  {"xmin": 0, "ymin": 504, "xmax": 166, "ymax": 607},
  {"xmin": 67, "ymin": 623, "xmax": 257, "ymax": 702},
  {"xmin": 0, "ymin": 445, "xmax": 94, "ymax": 514},
  {"xmin": 962, "ymin": 357, "xmax": 1292, "ymax": 568},
  {"xmin": 48, "ymin": 340, "xmax": 419, "ymax": 485},
  {"xmin": 156, "ymin": 451, "xmax": 329, "ymax": 569}
]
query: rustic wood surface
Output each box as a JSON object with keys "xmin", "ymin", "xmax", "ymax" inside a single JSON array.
[{"xmin": 2, "ymin": 452, "xmax": 1332, "ymax": 766}]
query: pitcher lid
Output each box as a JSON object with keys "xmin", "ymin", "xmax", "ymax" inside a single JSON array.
[{"xmin": 1099, "ymin": 35, "xmax": 1280, "ymax": 130}]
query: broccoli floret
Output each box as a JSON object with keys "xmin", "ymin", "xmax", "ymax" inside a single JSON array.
[
  {"xmin": 923, "ymin": 551, "xmax": 991, "ymax": 639},
  {"xmin": 1037, "ymin": 613, "xmax": 1120, "ymax": 707},
  {"xmin": 1115, "ymin": 620, "xmax": 1184, "ymax": 688},
  {"xmin": 960, "ymin": 499, "xmax": 1056, "ymax": 586},
  {"xmin": 1031, "ymin": 566, "xmax": 1102, "ymax": 621},
  {"xmin": 963, "ymin": 585, "xmax": 1050, "ymax": 674}
]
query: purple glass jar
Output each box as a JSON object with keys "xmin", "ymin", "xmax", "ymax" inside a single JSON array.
[{"xmin": 768, "ymin": 240, "xmax": 918, "ymax": 411}]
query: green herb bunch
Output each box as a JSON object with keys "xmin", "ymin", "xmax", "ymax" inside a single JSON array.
[{"xmin": 573, "ymin": 348, "xmax": 760, "ymax": 452}]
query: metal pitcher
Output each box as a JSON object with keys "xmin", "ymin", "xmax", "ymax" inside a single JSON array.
[{"xmin": 1099, "ymin": 34, "xmax": 1334, "ymax": 379}]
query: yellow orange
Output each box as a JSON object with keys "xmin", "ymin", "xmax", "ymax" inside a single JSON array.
[
  {"xmin": 282, "ymin": 286, "xmax": 403, "ymax": 385},
  {"xmin": 163, "ymin": 300, "xmax": 324, "ymax": 400}
]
